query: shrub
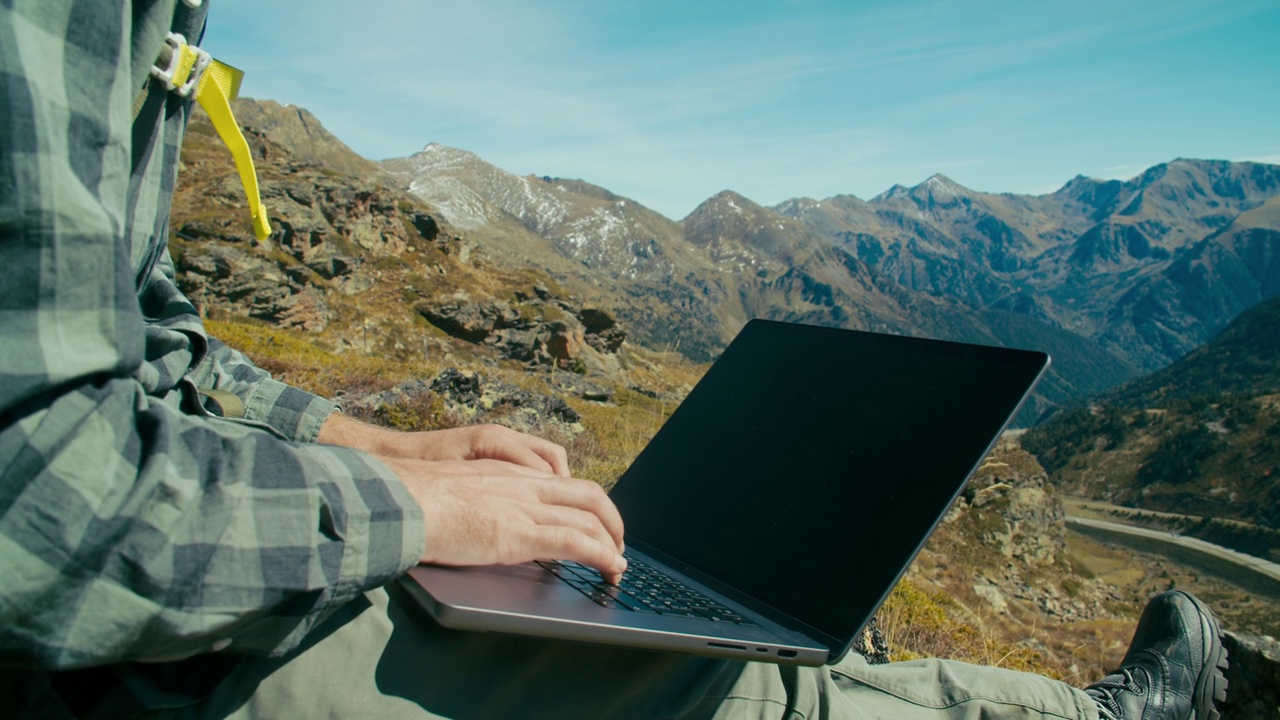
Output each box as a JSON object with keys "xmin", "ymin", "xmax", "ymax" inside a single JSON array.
[{"xmin": 1135, "ymin": 423, "xmax": 1225, "ymax": 487}]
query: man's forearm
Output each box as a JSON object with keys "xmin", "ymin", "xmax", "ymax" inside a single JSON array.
[
  {"xmin": 317, "ymin": 411, "xmax": 395, "ymax": 454},
  {"xmin": 0, "ymin": 381, "xmax": 425, "ymax": 666}
]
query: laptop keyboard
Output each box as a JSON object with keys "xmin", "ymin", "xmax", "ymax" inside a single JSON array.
[{"xmin": 536, "ymin": 555, "xmax": 758, "ymax": 625}]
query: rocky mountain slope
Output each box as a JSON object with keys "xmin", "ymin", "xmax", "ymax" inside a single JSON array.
[
  {"xmin": 777, "ymin": 161, "xmax": 1280, "ymax": 373},
  {"xmin": 1022, "ymin": 293, "xmax": 1280, "ymax": 531},
  {"xmin": 389, "ymin": 135, "xmax": 1280, "ymax": 376},
  {"xmin": 173, "ymin": 100, "xmax": 632, "ymax": 379},
  {"xmin": 175, "ymin": 99, "xmax": 1280, "ymax": 430},
  {"xmin": 383, "ymin": 141, "xmax": 1152, "ymax": 422}
]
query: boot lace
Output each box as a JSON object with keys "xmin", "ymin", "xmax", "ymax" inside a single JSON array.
[{"xmin": 1084, "ymin": 668, "xmax": 1141, "ymax": 720}]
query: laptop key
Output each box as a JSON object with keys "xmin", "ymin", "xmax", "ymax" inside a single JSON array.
[
  {"xmin": 619, "ymin": 597, "xmax": 657, "ymax": 613},
  {"xmin": 614, "ymin": 593, "xmax": 658, "ymax": 614},
  {"xmin": 541, "ymin": 554, "xmax": 756, "ymax": 624},
  {"xmin": 663, "ymin": 609, "xmax": 700, "ymax": 618},
  {"xmin": 590, "ymin": 593, "xmax": 620, "ymax": 609}
]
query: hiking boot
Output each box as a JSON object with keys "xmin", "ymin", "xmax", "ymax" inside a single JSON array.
[{"xmin": 1084, "ymin": 590, "xmax": 1229, "ymax": 720}]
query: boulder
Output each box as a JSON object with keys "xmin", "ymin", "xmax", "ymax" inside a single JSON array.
[
  {"xmin": 430, "ymin": 368, "xmax": 483, "ymax": 406},
  {"xmin": 578, "ymin": 307, "xmax": 617, "ymax": 334},
  {"xmin": 585, "ymin": 325, "xmax": 627, "ymax": 353},
  {"xmin": 580, "ymin": 308, "xmax": 627, "ymax": 353},
  {"xmin": 1221, "ymin": 631, "xmax": 1280, "ymax": 719},
  {"xmin": 416, "ymin": 296, "xmax": 517, "ymax": 343},
  {"xmin": 416, "ymin": 294, "xmax": 626, "ymax": 369},
  {"xmin": 546, "ymin": 319, "xmax": 587, "ymax": 368}
]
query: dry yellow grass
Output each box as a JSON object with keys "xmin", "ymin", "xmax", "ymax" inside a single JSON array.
[{"xmin": 205, "ymin": 316, "xmax": 436, "ymax": 398}]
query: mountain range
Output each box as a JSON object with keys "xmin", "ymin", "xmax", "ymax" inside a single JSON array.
[
  {"xmin": 379, "ymin": 129, "xmax": 1279, "ymax": 419},
  {"xmin": 392, "ymin": 143, "xmax": 1280, "ymax": 364},
  {"xmin": 182, "ymin": 99, "xmax": 1280, "ymax": 423},
  {"xmin": 778, "ymin": 163, "xmax": 1280, "ymax": 373}
]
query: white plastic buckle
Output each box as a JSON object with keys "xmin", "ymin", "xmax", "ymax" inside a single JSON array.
[{"xmin": 149, "ymin": 32, "xmax": 212, "ymax": 98}]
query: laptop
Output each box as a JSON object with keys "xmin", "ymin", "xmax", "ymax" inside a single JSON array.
[{"xmin": 399, "ymin": 319, "xmax": 1050, "ymax": 666}]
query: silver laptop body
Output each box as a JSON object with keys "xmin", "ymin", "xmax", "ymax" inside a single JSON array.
[{"xmin": 399, "ymin": 319, "xmax": 1050, "ymax": 666}]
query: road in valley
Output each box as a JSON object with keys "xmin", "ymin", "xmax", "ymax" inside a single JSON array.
[{"xmin": 1066, "ymin": 516, "xmax": 1280, "ymax": 599}]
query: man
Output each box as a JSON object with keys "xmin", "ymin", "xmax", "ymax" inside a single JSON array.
[{"xmin": 0, "ymin": 1, "xmax": 1228, "ymax": 718}]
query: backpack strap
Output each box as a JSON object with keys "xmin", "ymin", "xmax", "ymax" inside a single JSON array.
[
  {"xmin": 135, "ymin": 32, "xmax": 272, "ymax": 241},
  {"xmin": 196, "ymin": 387, "xmax": 247, "ymax": 420}
]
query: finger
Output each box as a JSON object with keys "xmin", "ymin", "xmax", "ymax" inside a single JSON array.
[
  {"xmin": 493, "ymin": 443, "xmax": 558, "ymax": 475},
  {"xmin": 533, "ymin": 477, "xmax": 625, "ymax": 552},
  {"xmin": 488, "ymin": 428, "xmax": 570, "ymax": 477},
  {"xmin": 420, "ymin": 459, "xmax": 549, "ymax": 478},
  {"xmin": 526, "ymin": 438, "xmax": 570, "ymax": 477},
  {"xmin": 526, "ymin": 525, "xmax": 627, "ymax": 585},
  {"xmin": 531, "ymin": 504, "xmax": 621, "ymax": 563}
]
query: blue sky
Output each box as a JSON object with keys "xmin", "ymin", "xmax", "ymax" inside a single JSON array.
[{"xmin": 203, "ymin": 0, "xmax": 1280, "ymax": 220}]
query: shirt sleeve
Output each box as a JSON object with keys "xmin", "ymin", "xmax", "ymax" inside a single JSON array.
[
  {"xmin": 142, "ymin": 249, "xmax": 339, "ymax": 443},
  {"xmin": 187, "ymin": 315, "xmax": 341, "ymax": 443},
  {"xmin": 0, "ymin": 1, "xmax": 425, "ymax": 669},
  {"xmin": 1, "ymin": 383, "xmax": 426, "ymax": 666}
]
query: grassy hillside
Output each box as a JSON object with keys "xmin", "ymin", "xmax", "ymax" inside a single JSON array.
[{"xmin": 1023, "ymin": 294, "xmax": 1280, "ymax": 538}]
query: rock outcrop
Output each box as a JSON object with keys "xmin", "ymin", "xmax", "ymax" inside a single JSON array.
[
  {"xmin": 1221, "ymin": 631, "xmax": 1280, "ymax": 720},
  {"xmin": 172, "ymin": 102, "xmax": 453, "ymax": 339},
  {"xmin": 957, "ymin": 444, "xmax": 1067, "ymax": 567},
  {"xmin": 415, "ymin": 290, "xmax": 627, "ymax": 370},
  {"xmin": 174, "ymin": 242, "xmax": 335, "ymax": 331},
  {"xmin": 346, "ymin": 368, "xmax": 583, "ymax": 437},
  {"xmin": 940, "ymin": 442, "xmax": 1121, "ymax": 624}
]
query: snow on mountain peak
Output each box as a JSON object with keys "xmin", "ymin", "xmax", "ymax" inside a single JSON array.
[{"xmin": 922, "ymin": 174, "xmax": 962, "ymax": 198}]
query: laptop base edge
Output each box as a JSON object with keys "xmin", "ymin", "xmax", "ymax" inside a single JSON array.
[{"xmin": 398, "ymin": 568, "xmax": 830, "ymax": 666}]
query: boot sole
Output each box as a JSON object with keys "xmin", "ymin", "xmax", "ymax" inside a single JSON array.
[{"xmin": 1178, "ymin": 591, "xmax": 1229, "ymax": 720}]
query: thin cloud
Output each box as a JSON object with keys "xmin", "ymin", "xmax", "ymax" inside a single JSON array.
[
  {"xmin": 1099, "ymin": 163, "xmax": 1153, "ymax": 181},
  {"xmin": 205, "ymin": 0, "xmax": 1280, "ymax": 220}
]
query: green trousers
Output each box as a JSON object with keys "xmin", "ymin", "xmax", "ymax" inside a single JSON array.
[{"xmin": 165, "ymin": 586, "xmax": 1098, "ymax": 719}]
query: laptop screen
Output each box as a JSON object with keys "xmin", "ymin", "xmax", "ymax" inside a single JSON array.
[{"xmin": 610, "ymin": 320, "xmax": 1048, "ymax": 651}]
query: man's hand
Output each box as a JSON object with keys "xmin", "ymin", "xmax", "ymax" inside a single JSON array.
[
  {"xmin": 384, "ymin": 457, "xmax": 626, "ymax": 584},
  {"xmin": 317, "ymin": 413, "xmax": 623, "ymax": 581},
  {"xmin": 318, "ymin": 413, "xmax": 569, "ymax": 476}
]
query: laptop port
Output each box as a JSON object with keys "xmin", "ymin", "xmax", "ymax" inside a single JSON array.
[
  {"xmin": 707, "ymin": 642, "xmax": 747, "ymax": 651},
  {"xmin": 778, "ymin": 649, "xmax": 798, "ymax": 659}
]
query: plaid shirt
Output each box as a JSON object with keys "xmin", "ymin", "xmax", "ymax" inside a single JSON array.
[{"xmin": 0, "ymin": 1, "xmax": 424, "ymax": 715}]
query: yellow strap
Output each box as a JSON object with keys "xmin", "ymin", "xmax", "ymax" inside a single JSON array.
[
  {"xmin": 138, "ymin": 33, "xmax": 272, "ymax": 241},
  {"xmin": 172, "ymin": 43, "xmax": 201, "ymax": 90},
  {"xmin": 194, "ymin": 59, "xmax": 272, "ymax": 241}
]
